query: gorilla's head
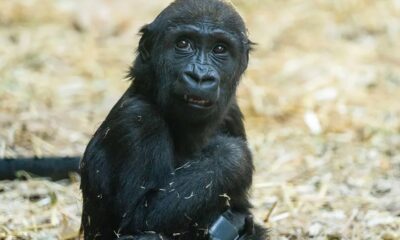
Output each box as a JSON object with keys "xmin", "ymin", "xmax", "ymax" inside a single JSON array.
[{"xmin": 129, "ymin": 0, "xmax": 252, "ymax": 124}]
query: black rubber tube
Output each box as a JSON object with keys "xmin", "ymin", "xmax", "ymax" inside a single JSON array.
[{"xmin": 0, "ymin": 157, "xmax": 80, "ymax": 180}]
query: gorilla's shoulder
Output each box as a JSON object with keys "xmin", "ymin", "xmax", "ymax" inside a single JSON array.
[
  {"xmin": 83, "ymin": 94, "xmax": 168, "ymax": 152},
  {"xmin": 111, "ymin": 94, "xmax": 161, "ymax": 119},
  {"xmin": 100, "ymin": 94, "xmax": 165, "ymax": 130}
]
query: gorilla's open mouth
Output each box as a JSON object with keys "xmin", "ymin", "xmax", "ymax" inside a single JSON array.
[{"xmin": 183, "ymin": 94, "xmax": 213, "ymax": 108}]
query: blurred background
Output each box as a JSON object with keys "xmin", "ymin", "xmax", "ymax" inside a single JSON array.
[{"xmin": 0, "ymin": 0, "xmax": 399, "ymax": 239}]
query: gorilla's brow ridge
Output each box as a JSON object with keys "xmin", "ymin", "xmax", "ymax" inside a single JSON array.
[{"xmin": 165, "ymin": 24, "xmax": 240, "ymax": 44}]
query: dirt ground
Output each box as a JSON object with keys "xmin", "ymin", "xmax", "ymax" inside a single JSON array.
[{"xmin": 0, "ymin": 0, "xmax": 400, "ymax": 239}]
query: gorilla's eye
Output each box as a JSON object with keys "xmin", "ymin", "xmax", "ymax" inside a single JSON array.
[
  {"xmin": 213, "ymin": 44, "xmax": 227, "ymax": 54},
  {"xmin": 176, "ymin": 40, "xmax": 191, "ymax": 50}
]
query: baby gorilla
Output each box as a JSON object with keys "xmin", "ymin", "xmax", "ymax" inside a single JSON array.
[{"xmin": 80, "ymin": 0, "xmax": 267, "ymax": 239}]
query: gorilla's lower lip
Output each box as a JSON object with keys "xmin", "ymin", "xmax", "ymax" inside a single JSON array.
[{"xmin": 183, "ymin": 94, "xmax": 213, "ymax": 108}]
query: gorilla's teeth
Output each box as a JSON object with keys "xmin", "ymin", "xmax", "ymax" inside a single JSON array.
[{"xmin": 184, "ymin": 95, "xmax": 211, "ymax": 106}]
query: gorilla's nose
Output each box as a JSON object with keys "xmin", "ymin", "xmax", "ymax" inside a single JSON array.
[{"xmin": 182, "ymin": 64, "xmax": 220, "ymax": 90}]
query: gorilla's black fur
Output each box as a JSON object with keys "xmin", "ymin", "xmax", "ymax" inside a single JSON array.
[{"xmin": 80, "ymin": 0, "xmax": 267, "ymax": 239}]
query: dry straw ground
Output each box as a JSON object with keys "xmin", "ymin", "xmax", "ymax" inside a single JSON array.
[{"xmin": 0, "ymin": 0, "xmax": 399, "ymax": 239}]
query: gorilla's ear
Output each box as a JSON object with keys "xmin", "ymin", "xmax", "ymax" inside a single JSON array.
[
  {"xmin": 138, "ymin": 24, "xmax": 152, "ymax": 61},
  {"xmin": 241, "ymin": 40, "xmax": 255, "ymax": 73}
]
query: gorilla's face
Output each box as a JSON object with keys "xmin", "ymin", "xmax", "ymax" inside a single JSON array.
[{"xmin": 153, "ymin": 22, "xmax": 247, "ymax": 123}]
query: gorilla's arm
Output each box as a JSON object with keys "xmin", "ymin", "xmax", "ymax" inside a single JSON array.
[
  {"xmin": 119, "ymin": 135, "xmax": 253, "ymax": 235},
  {"xmin": 151, "ymin": 136, "xmax": 253, "ymax": 232},
  {"xmin": 80, "ymin": 95, "xmax": 175, "ymax": 239}
]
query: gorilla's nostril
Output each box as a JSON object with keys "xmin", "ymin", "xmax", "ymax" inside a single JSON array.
[{"xmin": 186, "ymin": 71, "xmax": 199, "ymax": 82}]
